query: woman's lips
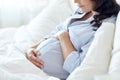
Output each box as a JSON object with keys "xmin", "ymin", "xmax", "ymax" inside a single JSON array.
[{"xmin": 79, "ymin": 5, "xmax": 84, "ymax": 8}]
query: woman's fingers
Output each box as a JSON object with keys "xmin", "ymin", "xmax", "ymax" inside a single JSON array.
[
  {"xmin": 54, "ymin": 30, "xmax": 68, "ymax": 39},
  {"xmin": 26, "ymin": 48, "xmax": 40, "ymax": 56},
  {"xmin": 26, "ymin": 48, "xmax": 43, "ymax": 68},
  {"xmin": 28, "ymin": 54, "xmax": 44, "ymax": 68},
  {"xmin": 33, "ymin": 49, "xmax": 41, "ymax": 56}
]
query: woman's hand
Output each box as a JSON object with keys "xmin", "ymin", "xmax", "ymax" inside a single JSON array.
[
  {"xmin": 54, "ymin": 30, "xmax": 69, "ymax": 39},
  {"xmin": 54, "ymin": 30, "xmax": 75, "ymax": 60},
  {"xmin": 26, "ymin": 48, "xmax": 44, "ymax": 68}
]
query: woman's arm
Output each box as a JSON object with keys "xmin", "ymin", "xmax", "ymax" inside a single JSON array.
[
  {"xmin": 55, "ymin": 30, "xmax": 94, "ymax": 73},
  {"xmin": 54, "ymin": 30, "xmax": 76, "ymax": 60}
]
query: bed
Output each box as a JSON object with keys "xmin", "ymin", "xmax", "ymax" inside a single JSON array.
[{"xmin": 0, "ymin": 0, "xmax": 120, "ymax": 80}]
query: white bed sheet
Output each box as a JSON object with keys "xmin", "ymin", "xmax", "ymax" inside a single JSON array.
[{"xmin": 0, "ymin": 28, "xmax": 60, "ymax": 80}]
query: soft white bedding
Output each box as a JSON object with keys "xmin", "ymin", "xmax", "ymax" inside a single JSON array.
[
  {"xmin": 0, "ymin": 68, "xmax": 59, "ymax": 80},
  {"xmin": 0, "ymin": 28, "xmax": 60, "ymax": 80},
  {"xmin": 1, "ymin": 0, "xmax": 120, "ymax": 79},
  {"xmin": 0, "ymin": 20, "xmax": 116, "ymax": 80},
  {"xmin": 0, "ymin": 0, "xmax": 75, "ymax": 79}
]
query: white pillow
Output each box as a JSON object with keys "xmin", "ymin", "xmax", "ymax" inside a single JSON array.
[
  {"xmin": 94, "ymin": 73, "xmax": 120, "ymax": 80},
  {"xmin": 13, "ymin": 0, "xmax": 75, "ymax": 51},
  {"xmin": 111, "ymin": 12, "xmax": 120, "ymax": 55},
  {"xmin": 67, "ymin": 22, "xmax": 115, "ymax": 80},
  {"xmin": 25, "ymin": 0, "xmax": 75, "ymax": 42},
  {"xmin": 108, "ymin": 12, "xmax": 120, "ymax": 74}
]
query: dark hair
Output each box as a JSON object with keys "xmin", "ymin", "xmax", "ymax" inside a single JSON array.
[{"xmin": 91, "ymin": 0, "xmax": 120, "ymax": 28}]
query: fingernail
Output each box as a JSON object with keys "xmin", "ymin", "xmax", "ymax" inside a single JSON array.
[
  {"xmin": 36, "ymin": 52, "xmax": 40, "ymax": 56},
  {"xmin": 40, "ymin": 65, "xmax": 44, "ymax": 69}
]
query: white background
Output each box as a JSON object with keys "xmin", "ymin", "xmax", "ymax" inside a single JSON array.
[{"xmin": 0, "ymin": 0, "xmax": 50, "ymax": 28}]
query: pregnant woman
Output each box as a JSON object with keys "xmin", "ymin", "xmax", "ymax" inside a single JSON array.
[{"xmin": 26, "ymin": 0, "xmax": 120, "ymax": 79}]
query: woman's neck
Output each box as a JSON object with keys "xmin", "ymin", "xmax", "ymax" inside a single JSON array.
[
  {"xmin": 70, "ymin": 11, "xmax": 96, "ymax": 24},
  {"xmin": 79, "ymin": 11, "xmax": 95, "ymax": 21}
]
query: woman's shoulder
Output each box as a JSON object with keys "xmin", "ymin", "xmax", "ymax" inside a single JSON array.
[{"xmin": 102, "ymin": 16, "xmax": 117, "ymax": 24}]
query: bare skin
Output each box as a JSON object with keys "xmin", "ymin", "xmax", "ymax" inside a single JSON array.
[
  {"xmin": 26, "ymin": 0, "xmax": 96, "ymax": 69},
  {"xmin": 26, "ymin": 39, "xmax": 45, "ymax": 68}
]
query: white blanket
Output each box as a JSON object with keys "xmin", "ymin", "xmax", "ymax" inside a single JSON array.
[{"xmin": 0, "ymin": 28, "xmax": 60, "ymax": 80}]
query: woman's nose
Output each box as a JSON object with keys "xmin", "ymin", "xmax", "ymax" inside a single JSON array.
[{"xmin": 74, "ymin": 0, "xmax": 80, "ymax": 3}]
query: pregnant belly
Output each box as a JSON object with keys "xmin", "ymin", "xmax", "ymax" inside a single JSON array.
[{"xmin": 36, "ymin": 38, "xmax": 69, "ymax": 79}]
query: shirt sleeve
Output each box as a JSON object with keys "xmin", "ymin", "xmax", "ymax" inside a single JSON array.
[{"xmin": 63, "ymin": 38, "xmax": 94, "ymax": 73}]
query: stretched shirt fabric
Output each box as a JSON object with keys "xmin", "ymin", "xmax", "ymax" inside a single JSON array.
[{"xmin": 36, "ymin": 8, "xmax": 116, "ymax": 80}]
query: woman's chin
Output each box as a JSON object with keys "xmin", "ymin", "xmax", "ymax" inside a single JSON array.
[{"xmin": 81, "ymin": 10, "xmax": 91, "ymax": 13}]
